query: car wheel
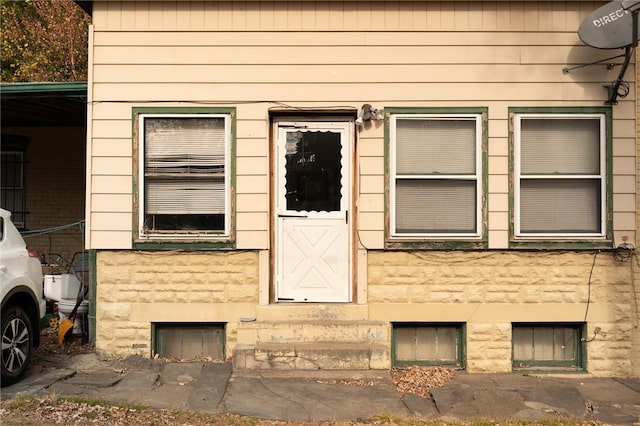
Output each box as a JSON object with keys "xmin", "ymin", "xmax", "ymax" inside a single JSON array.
[{"xmin": 1, "ymin": 305, "xmax": 34, "ymax": 386}]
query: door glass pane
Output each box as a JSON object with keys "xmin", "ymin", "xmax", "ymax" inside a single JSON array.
[{"xmin": 284, "ymin": 130, "xmax": 342, "ymax": 212}]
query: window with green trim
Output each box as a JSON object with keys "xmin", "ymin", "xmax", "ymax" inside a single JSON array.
[
  {"xmin": 135, "ymin": 109, "xmax": 234, "ymax": 240},
  {"xmin": 153, "ymin": 323, "xmax": 225, "ymax": 360},
  {"xmin": 393, "ymin": 323, "xmax": 465, "ymax": 367},
  {"xmin": 512, "ymin": 323, "xmax": 584, "ymax": 371},
  {"xmin": 511, "ymin": 109, "xmax": 610, "ymax": 243},
  {"xmin": 387, "ymin": 109, "xmax": 486, "ymax": 246}
]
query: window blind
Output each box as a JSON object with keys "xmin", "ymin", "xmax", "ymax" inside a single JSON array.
[
  {"xmin": 144, "ymin": 117, "xmax": 225, "ymax": 215},
  {"xmin": 396, "ymin": 119, "xmax": 476, "ymax": 175},
  {"xmin": 521, "ymin": 119, "xmax": 600, "ymax": 175},
  {"xmin": 396, "ymin": 179, "xmax": 476, "ymax": 233},
  {"xmin": 520, "ymin": 179, "xmax": 600, "ymax": 233}
]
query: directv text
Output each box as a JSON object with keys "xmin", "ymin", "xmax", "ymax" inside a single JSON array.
[{"xmin": 592, "ymin": 7, "xmax": 629, "ymax": 28}]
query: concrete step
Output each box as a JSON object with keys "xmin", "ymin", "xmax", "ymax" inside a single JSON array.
[
  {"xmin": 236, "ymin": 320, "xmax": 389, "ymax": 345},
  {"xmin": 254, "ymin": 304, "xmax": 369, "ymax": 321},
  {"xmin": 233, "ymin": 342, "xmax": 390, "ymax": 371}
]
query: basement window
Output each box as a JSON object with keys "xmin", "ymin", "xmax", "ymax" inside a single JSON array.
[
  {"xmin": 512, "ymin": 323, "xmax": 585, "ymax": 371},
  {"xmin": 393, "ymin": 323, "xmax": 465, "ymax": 367},
  {"xmin": 153, "ymin": 323, "xmax": 225, "ymax": 360}
]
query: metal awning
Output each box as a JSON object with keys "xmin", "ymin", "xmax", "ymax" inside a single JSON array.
[{"xmin": 1, "ymin": 82, "xmax": 87, "ymax": 128}]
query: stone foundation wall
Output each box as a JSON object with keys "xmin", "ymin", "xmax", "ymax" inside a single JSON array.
[
  {"xmin": 95, "ymin": 250, "xmax": 259, "ymax": 358},
  {"xmin": 368, "ymin": 250, "xmax": 635, "ymax": 376}
]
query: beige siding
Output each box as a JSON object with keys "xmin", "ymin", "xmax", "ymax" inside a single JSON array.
[{"xmin": 88, "ymin": 1, "xmax": 634, "ymax": 251}]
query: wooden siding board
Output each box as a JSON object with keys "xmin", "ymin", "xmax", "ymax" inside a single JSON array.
[
  {"xmin": 92, "ymin": 212, "xmax": 132, "ymax": 230},
  {"xmin": 92, "ymin": 176, "xmax": 132, "ymax": 193},
  {"xmin": 92, "ymin": 44, "xmax": 614, "ymax": 68},
  {"xmin": 92, "ymin": 138, "xmax": 132, "ymax": 157},
  {"xmin": 92, "ymin": 157, "xmax": 132, "ymax": 176},
  {"xmin": 92, "ymin": 194, "xmax": 133, "ymax": 212},
  {"xmin": 93, "ymin": 64, "xmax": 621, "ymax": 84},
  {"xmin": 91, "ymin": 82, "xmax": 619, "ymax": 102},
  {"xmin": 237, "ymin": 194, "xmax": 269, "ymax": 211},
  {"xmin": 91, "ymin": 231, "xmax": 132, "ymax": 248},
  {"xmin": 93, "ymin": 31, "xmax": 582, "ymax": 46}
]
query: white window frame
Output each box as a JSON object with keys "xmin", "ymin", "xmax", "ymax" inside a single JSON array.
[
  {"xmin": 389, "ymin": 114, "xmax": 483, "ymax": 239},
  {"xmin": 137, "ymin": 113, "xmax": 231, "ymax": 240},
  {"xmin": 513, "ymin": 113, "xmax": 607, "ymax": 240}
]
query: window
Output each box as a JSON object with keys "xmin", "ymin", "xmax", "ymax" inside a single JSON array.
[
  {"xmin": 135, "ymin": 109, "xmax": 234, "ymax": 241},
  {"xmin": 512, "ymin": 109, "xmax": 611, "ymax": 244},
  {"xmin": 1, "ymin": 135, "xmax": 27, "ymax": 229},
  {"xmin": 393, "ymin": 323, "xmax": 465, "ymax": 367},
  {"xmin": 153, "ymin": 323, "xmax": 225, "ymax": 360},
  {"xmin": 387, "ymin": 109, "xmax": 486, "ymax": 248},
  {"xmin": 512, "ymin": 323, "xmax": 584, "ymax": 371}
]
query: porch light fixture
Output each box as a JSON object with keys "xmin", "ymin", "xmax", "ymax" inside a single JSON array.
[{"xmin": 356, "ymin": 103, "xmax": 384, "ymax": 129}]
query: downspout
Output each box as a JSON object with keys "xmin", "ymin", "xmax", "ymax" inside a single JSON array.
[{"xmin": 85, "ymin": 24, "xmax": 96, "ymax": 343}]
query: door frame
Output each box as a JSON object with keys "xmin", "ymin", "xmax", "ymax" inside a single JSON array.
[{"xmin": 271, "ymin": 116, "xmax": 355, "ymax": 303}]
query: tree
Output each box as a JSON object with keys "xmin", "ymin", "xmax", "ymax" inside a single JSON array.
[{"xmin": 1, "ymin": 0, "xmax": 90, "ymax": 82}]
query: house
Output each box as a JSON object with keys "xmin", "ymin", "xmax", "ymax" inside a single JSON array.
[
  {"xmin": 83, "ymin": 0, "xmax": 640, "ymax": 376},
  {"xmin": 0, "ymin": 82, "xmax": 87, "ymax": 270}
]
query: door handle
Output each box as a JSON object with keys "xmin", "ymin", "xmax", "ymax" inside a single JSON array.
[
  {"xmin": 345, "ymin": 210, "xmax": 348, "ymax": 224},
  {"xmin": 278, "ymin": 214, "xmax": 308, "ymax": 218}
]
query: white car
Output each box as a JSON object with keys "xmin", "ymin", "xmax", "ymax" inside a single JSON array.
[{"xmin": 0, "ymin": 208, "xmax": 45, "ymax": 386}]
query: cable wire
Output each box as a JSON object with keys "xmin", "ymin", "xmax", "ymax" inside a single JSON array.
[{"xmin": 21, "ymin": 220, "xmax": 85, "ymax": 238}]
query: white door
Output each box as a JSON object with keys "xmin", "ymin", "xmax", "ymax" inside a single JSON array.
[{"xmin": 275, "ymin": 120, "xmax": 352, "ymax": 302}]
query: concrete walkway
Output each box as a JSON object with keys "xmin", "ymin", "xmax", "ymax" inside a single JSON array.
[{"xmin": 2, "ymin": 353, "xmax": 639, "ymax": 424}]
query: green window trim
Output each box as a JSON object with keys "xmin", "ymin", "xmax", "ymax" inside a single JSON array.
[
  {"xmin": 512, "ymin": 322, "xmax": 586, "ymax": 372},
  {"xmin": 384, "ymin": 107, "xmax": 488, "ymax": 250},
  {"xmin": 392, "ymin": 322, "xmax": 466, "ymax": 368},
  {"xmin": 132, "ymin": 107, "xmax": 236, "ymax": 248},
  {"xmin": 508, "ymin": 107, "xmax": 613, "ymax": 250}
]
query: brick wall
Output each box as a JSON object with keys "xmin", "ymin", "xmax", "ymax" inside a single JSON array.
[
  {"xmin": 5, "ymin": 127, "xmax": 86, "ymax": 265},
  {"xmin": 368, "ymin": 251, "xmax": 635, "ymax": 376},
  {"xmin": 95, "ymin": 250, "xmax": 259, "ymax": 358}
]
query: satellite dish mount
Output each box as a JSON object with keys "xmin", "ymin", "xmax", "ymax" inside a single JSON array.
[{"xmin": 577, "ymin": 0, "xmax": 640, "ymax": 105}]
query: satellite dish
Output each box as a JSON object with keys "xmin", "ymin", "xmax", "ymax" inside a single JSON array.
[{"xmin": 578, "ymin": 1, "xmax": 640, "ymax": 49}]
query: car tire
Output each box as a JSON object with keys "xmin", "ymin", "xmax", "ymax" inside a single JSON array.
[{"xmin": 1, "ymin": 305, "xmax": 34, "ymax": 387}]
